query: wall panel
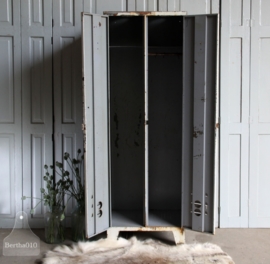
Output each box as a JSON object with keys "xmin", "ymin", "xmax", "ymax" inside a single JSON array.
[
  {"xmin": 31, "ymin": 0, "xmax": 44, "ymax": 25},
  {"xmin": 249, "ymin": 0, "xmax": 270, "ymax": 227},
  {"xmin": 61, "ymin": 37, "xmax": 76, "ymax": 123},
  {"xmin": 53, "ymin": 0, "xmax": 85, "ymax": 220},
  {"xmin": 260, "ymin": 0, "xmax": 270, "ymax": 26},
  {"xmin": 0, "ymin": 37, "xmax": 14, "ymax": 123},
  {"xmin": 229, "ymin": 38, "xmax": 242, "ymax": 123},
  {"xmin": 0, "ymin": 134, "xmax": 14, "ymax": 216},
  {"xmin": 21, "ymin": 0, "xmax": 53, "ymax": 228},
  {"xmin": 0, "ymin": 0, "xmax": 22, "ymax": 228},
  {"xmin": 61, "ymin": 0, "xmax": 74, "ymax": 26},
  {"xmin": 31, "ymin": 134, "xmax": 44, "ymax": 217},
  {"xmin": 230, "ymin": 0, "xmax": 243, "ymax": 26},
  {"xmin": 0, "ymin": 0, "xmax": 13, "ymax": 25},
  {"xmin": 258, "ymin": 38, "xmax": 270, "ymax": 123},
  {"xmin": 62, "ymin": 133, "xmax": 76, "ymax": 214},
  {"xmin": 257, "ymin": 135, "xmax": 270, "ymax": 218},
  {"xmin": 31, "ymin": 37, "xmax": 45, "ymax": 124},
  {"xmin": 228, "ymin": 135, "xmax": 241, "ymax": 217},
  {"xmin": 220, "ymin": 0, "xmax": 250, "ymax": 227}
]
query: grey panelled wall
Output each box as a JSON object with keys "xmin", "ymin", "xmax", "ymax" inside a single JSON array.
[
  {"xmin": 0, "ymin": 0, "xmax": 219, "ymax": 228},
  {"xmin": 220, "ymin": 0, "xmax": 250, "ymax": 228},
  {"xmin": 0, "ymin": 0, "xmax": 22, "ymax": 228},
  {"xmin": 220, "ymin": 0, "xmax": 270, "ymax": 228},
  {"xmin": 21, "ymin": 0, "xmax": 53, "ymax": 228},
  {"xmin": 53, "ymin": 0, "xmax": 86, "ymax": 222},
  {"xmin": 249, "ymin": 0, "xmax": 270, "ymax": 228}
]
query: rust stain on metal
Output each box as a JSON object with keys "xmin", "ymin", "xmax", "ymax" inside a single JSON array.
[
  {"xmin": 99, "ymin": 22, "xmax": 101, "ymax": 27},
  {"xmin": 215, "ymin": 123, "xmax": 220, "ymax": 129},
  {"xmin": 193, "ymin": 127, "xmax": 203, "ymax": 138},
  {"xmin": 193, "ymin": 154, "xmax": 202, "ymax": 159}
]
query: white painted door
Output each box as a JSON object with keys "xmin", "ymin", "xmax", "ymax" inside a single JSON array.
[
  {"xmin": 0, "ymin": 0, "xmax": 22, "ymax": 228},
  {"xmin": 220, "ymin": 0, "xmax": 270, "ymax": 228},
  {"xmin": 21, "ymin": 0, "xmax": 53, "ymax": 228},
  {"xmin": 249, "ymin": 0, "xmax": 270, "ymax": 227},
  {"xmin": 220, "ymin": 0, "xmax": 250, "ymax": 228},
  {"xmin": 52, "ymin": 0, "xmax": 85, "ymax": 221}
]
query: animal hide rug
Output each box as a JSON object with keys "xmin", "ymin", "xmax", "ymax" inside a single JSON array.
[{"xmin": 40, "ymin": 237, "xmax": 235, "ymax": 264}]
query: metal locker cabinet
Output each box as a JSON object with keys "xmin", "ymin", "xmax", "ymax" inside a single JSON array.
[{"xmin": 82, "ymin": 12, "xmax": 219, "ymax": 242}]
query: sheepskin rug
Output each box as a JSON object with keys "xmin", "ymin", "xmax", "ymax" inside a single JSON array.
[{"xmin": 40, "ymin": 237, "xmax": 235, "ymax": 264}]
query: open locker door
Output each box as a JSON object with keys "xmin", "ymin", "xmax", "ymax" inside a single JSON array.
[
  {"xmin": 82, "ymin": 13, "xmax": 110, "ymax": 237},
  {"xmin": 182, "ymin": 15, "xmax": 218, "ymax": 233}
]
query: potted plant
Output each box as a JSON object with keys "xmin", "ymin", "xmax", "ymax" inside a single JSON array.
[
  {"xmin": 55, "ymin": 149, "xmax": 85, "ymax": 242},
  {"xmin": 22, "ymin": 165, "xmax": 67, "ymax": 244},
  {"xmin": 22, "ymin": 149, "xmax": 85, "ymax": 243}
]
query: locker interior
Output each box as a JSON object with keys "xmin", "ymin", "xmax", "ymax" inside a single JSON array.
[{"xmin": 109, "ymin": 15, "xmax": 217, "ymax": 231}]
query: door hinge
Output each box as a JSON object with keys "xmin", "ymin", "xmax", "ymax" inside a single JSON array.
[
  {"xmin": 246, "ymin": 19, "xmax": 254, "ymax": 27},
  {"xmin": 51, "ymin": 37, "xmax": 53, "ymax": 45}
]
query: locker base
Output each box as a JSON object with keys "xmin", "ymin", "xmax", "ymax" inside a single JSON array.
[{"xmin": 107, "ymin": 226, "xmax": 185, "ymax": 245}]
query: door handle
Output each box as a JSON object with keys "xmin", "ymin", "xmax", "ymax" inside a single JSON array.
[
  {"xmin": 97, "ymin": 209, "xmax": 103, "ymax": 217},
  {"xmin": 97, "ymin": 201, "xmax": 103, "ymax": 209}
]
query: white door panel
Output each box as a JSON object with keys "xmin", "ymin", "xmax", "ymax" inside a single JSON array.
[
  {"xmin": 21, "ymin": 0, "xmax": 53, "ymax": 227},
  {"xmin": 53, "ymin": 0, "xmax": 85, "ymax": 223},
  {"xmin": 0, "ymin": 0, "xmax": 22, "ymax": 228},
  {"xmin": 220, "ymin": 0, "xmax": 250, "ymax": 227},
  {"xmin": 249, "ymin": 0, "xmax": 270, "ymax": 227}
]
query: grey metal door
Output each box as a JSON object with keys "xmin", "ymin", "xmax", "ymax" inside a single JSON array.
[
  {"xmin": 182, "ymin": 15, "xmax": 218, "ymax": 233},
  {"xmin": 82, "ymin": 13, "xmax": 110, "ymax": 237}
]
